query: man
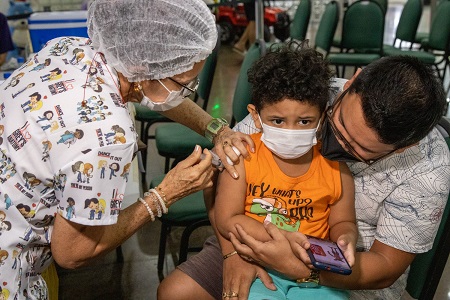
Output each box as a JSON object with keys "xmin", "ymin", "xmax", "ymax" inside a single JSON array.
[{"xmin": 157, "ymin": 55, "xmax": 450, "ymax": 300}]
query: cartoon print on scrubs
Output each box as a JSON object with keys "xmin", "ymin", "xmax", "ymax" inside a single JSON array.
[
  {"xmin": 121, "ymin": 163, "xmax": 131, "ymax": 182},
  {"xmin": 12, "ymin": 82, "xmax": 35, "ymax": 99},
  {"xmin": 49, "ymin": 37, "xmax": 73, "ymax": 56},
  {"xmin": 0, "ymin": 36, "xmax": 137, "ymax": 298},
  {"xmin": 42, "ymin": 140, "xmax": 52, "ymax": 161},
  {"xmin": 77, "ymin": 95, "xmax": 113, "ymax": 123},
  {"xmin": 98, "ymin": 159, "xmax": 107, "ymax": 179},
  {"xmin": 84, "ymin": 198, "xmax": 99, "ymax": 220},
  {"xmin": 7, "ymin": 121, "xmax": 31, "ymax": 151},
  {"xmin": 4, "ymin": 194, "xmax": 13, "ymax": 209},
  {"xmin": 109, "ymin": 162, "xmax": 120, "ymax": 180},
  {"xmin": 3, "ymin": 72, "xmax": 24, "ymax": 90},
  {"xmin": 82, "ymin": 163, "xmax": 94, "ymax": 183},
  {"xmin": 250, "ymin": 196, "xmax": 300, "ymax": 232},
  {"xmin": 0, "ymin": 149, "xmax": 17, "ymax": 183},
  {"xmin": 82, "ymin": 75, "xmax": 105, "ymax": 93},
  {"xmin": 40, "ymin": 67, "xmax": 65, "ymax": 82},
  {"xmin": 29, "ymin": 58, "xmax": 51, "ymax": 72},
  {"xmin": 66, "ymin": 197, "xmax": 76, "ymax": 220},
  {"xmin": 0, "ymin": 210, "xmax": 11, "ymax": 235},
  {"xmin": 21, "ymin": 91, "xmax": 45, "ymax": 113},
  {"xmin": 105, "ymin": 125, "xmax": 126, "ymax": 145},
  {"xmin": 56, "ymin": 129, "xmax": 84, "ymax": 147},
  {"xmin": 68, "ymin": 48, "xmax": 85, "ymax": 65},
  {"xmin": 22, "ymin": 172, "xmax": 41, "ymax": 190}
]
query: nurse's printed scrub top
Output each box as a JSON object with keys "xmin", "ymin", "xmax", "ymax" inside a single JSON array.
[{"xmin": 0, "ymin": 36, "xmax": 138, "ymax": 300}]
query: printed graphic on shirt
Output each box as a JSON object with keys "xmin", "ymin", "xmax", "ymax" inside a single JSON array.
[{"xmin": 247, "ymin": 182, "xmax": 314, "ymax": 232}]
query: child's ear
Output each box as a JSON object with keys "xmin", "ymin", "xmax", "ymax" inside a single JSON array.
[{"xmin": 247, "ymin": 104, "xmax": 262, "ymax": 129}]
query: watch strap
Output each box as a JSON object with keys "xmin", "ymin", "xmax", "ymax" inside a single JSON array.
[
  {"xmin": 205, "ymin": 117, "xmax": 228, "ymax": 143},
  {"xmin": 296, "ymin": 269, "xmax": 320, "ymax": 288}
]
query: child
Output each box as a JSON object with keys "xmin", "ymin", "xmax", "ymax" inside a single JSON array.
[{"xmin": 214, "ymin": 41, "xmax": 357, "ymax": 299}]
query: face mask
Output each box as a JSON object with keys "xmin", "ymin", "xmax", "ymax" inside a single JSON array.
[
  {"xmin": 319, "ymin": 117, "xmax": 360, "ymax": 162},
  {"xmin": 140, "ymin": 80, "xmax": 185, "ymax": 112},
  {"xmin": 259, "ymin": 115, "xmax": 318, "ymax": 159}
]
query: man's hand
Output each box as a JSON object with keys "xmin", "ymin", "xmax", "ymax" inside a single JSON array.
[
  {"xmin": 223, "ymin": 253, "xmax": 275, "ymax": 300},
  {"xmin": 230, "ymin": 222, "xmax": 311, "ymax": 280}
]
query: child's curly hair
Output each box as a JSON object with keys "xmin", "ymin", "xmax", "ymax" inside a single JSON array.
[{"xmin": 247, "ymin": 40, "xmax": 333, "ymax": 113}]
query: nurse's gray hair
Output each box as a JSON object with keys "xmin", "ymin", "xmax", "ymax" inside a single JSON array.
[{"xmin": 87, "ymin": 0, "xmax": 217, "ymax": 82}]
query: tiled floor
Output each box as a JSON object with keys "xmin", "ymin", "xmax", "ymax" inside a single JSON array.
[{"xmin": 57, "ymin": 2, "xmax": 450, "ymax": 300}]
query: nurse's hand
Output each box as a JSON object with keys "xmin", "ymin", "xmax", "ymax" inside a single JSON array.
[
  {"xmin": 214, "ymin": 127, "xmax": 254, "ymax": 179},
  {"xmin": 158, "ymin": 145, "xmax": 214, "ymax": 207}
]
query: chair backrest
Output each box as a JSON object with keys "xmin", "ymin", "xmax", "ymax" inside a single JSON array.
[
  {"xmin": 427, "ymin": 1, "xmax": 450, "ymax": 51},
  {"xmin": 340, "ymin": 0, "xmax": 384, "ymax": 51},
  {"xmin": 406, "ymin": 117, "xmax": 450, "ymax": 299},
  {"xmin": 230, "ymin": 42, "xmax": 263, "ymax": 126},
  {"xmin": 394, "ymin": 0, "xmax": 422, "ymax": 45},
  {"xmin": 195, "ymin": 25, "xmax": 221, "ymax": 110},
  {"xmin": 314, "ymin": 0, "xmax": 339, "ymax": 55},
  {"xmin": 372, "ymin": 0, "xmax": 388, "ymax": 15},
  {"xmin": 289, "ymin": 0, "xmax": 311, "ymax": 41}
]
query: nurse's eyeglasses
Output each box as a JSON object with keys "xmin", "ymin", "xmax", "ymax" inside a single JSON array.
[{"xmin": 168, "ymin": 76, "xmax": 199, "ymax": 98}]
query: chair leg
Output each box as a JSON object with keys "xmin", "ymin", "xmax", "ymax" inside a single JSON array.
[
  {"xmin": 164, "ymin": 157, "xmax": 171, "ymax": 174},
  {"xmin": 177, "ymin": 219, "xmax": 211, "ymax": 265},
  {"xmin": 116, "ymin": 245, "xmax": 124, "ymax": 263},
  {"xmin": 158, "ymin": 223, "xmax": 171, "ymax": 281}
]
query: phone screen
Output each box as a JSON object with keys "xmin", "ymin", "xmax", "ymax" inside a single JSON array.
[{"xmin": 307, "ymin": 236, "xmax": 352, "ymax": 274}]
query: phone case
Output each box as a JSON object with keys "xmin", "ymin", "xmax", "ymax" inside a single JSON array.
[{"xmin": 306, "ymin": 236, "xmax": 352, "ymax": 275}]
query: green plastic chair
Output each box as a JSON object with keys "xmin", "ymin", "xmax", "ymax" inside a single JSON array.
[
  {"xmin": 383, "ymin": 1, "xmax": 450, "ymax": 82},
  {"xmin": 151, "ymin": 42, "xmax": 264, "ymax": 280},
  {"xmin": 155, "ymin": 42, "xmax": 262, "ymax": 173},
  {"xmin": 327, "ymin": 0, "xmax": 385, "ymax": 77},
  {"xmin": 414, "ymin": 0, "xmax": 450, "ymax": 47},
  {"xmin": 314, "ymin": 0, "xmax": 340, "ymax": 56},
  {"xmin": 289, "ymin": 0, "xmax": 311, "ymax": 41},
  {"xmin": 405, "ymin": 117, "xmax": 450, "ymax": 300},
  {"xmin": 383, "ymin": 0, "xmax": 422, "ymax": 52},
  {"xmin": 373, "ymin": 0, "xmax": 388, "ymax": 15}
]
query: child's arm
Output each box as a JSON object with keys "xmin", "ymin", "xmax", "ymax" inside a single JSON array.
[
  {"xmin": 328, "ymin": 162, "xmax": 358, "ymax": 267},
  {"xmin": 214, "ymin": 156, "xmax": 272, "ymax": 242}
]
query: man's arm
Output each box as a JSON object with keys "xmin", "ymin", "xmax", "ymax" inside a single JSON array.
[
  {"xmin": 327, "ymin": 162, "xmax": 357, "ymax": 266},
  {"xmin": 320, "ymin": 240, "xmax": 416, "ymax": 289}
]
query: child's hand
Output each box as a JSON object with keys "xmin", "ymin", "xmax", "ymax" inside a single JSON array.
[{"xmin": 336, "ymin": 234, "xmax": 356, "ymax": 267}]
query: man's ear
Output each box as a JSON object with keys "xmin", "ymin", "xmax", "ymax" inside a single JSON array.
[
  {"xmin": 343, "ymin": 68, "xmax": 362, "ymax": 90},
  {"xmin": 247, "ymin": 104, "xmax": 262, "ymax": 129}
]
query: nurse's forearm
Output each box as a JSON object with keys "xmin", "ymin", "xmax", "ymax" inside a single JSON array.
[
  {"xmin": 160, "ymin": 99, "xmax": 213, "ymax": 136},
  {"xmin": 51, "ymin": 200, "xmax": 155, "ymax": 269}
]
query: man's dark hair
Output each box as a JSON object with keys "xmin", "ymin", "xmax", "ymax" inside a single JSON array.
[
  {"xmin": 247, "ymin": 40, "xmax": 333, "ymax": 113},
  {"xmin": 349, "ymin": 55, "xmax": 446, "ymax": 148}
]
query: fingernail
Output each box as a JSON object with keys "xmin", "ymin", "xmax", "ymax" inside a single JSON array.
[
  {"xmin": 194, "ymin": 145, "xmax": 199, "ymax": 152},
  {"xmin": 232, "ymin": 172, "xmax": 238, "ymax": 179}
]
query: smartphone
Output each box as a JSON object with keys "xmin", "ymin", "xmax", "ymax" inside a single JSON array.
[{"xmin": 306, "ymin": 236, "xmax": 352, "ymax": 275}]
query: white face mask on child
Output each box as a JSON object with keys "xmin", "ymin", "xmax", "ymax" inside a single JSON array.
[{"xmin": 259, "ymin": 115, "xmax": 319, "ymax": 159}]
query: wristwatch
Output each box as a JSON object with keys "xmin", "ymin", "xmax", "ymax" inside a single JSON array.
[
  {"xmin": 205, "ymin": 118, "xmax": 229, "ymax": 143},
  {"xmin": 296, "ymin": 269, "xmax": 320, "ymax": 288}
]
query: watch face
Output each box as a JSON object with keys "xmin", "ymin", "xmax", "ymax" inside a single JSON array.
[{"xmin": 210, "ymin": 123, "xmax": 220, "ymax": 130}]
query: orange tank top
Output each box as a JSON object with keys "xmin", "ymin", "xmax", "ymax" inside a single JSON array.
[{"xmin": 244, "ymin": 133, "xmax": 342, "ymax": 239}]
